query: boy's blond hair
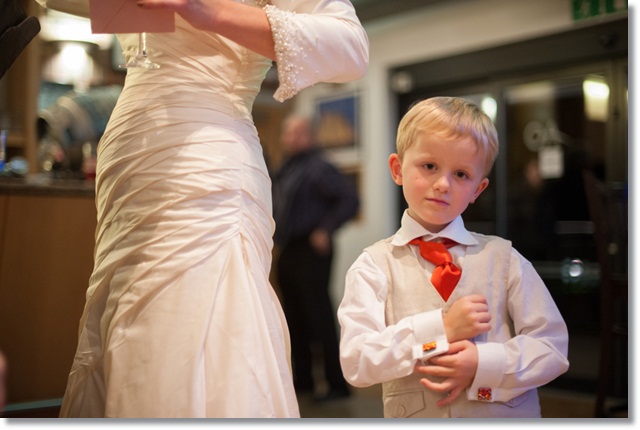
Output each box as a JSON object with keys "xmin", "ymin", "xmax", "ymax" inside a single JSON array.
[{"xmin": 396, "ymin": 97, "xmax": 499, "ymax": 176}]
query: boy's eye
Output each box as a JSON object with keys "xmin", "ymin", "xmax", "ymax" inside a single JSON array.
[
  {"xmin": 454, "ymin": 171, "xmax": 468, "ymax": 179},
  {"xmin": 423, "ymin": 163, "xmax": 436, "ymax": 170}
]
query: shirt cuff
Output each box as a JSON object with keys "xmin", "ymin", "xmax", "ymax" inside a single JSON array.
[
  {"xmin": 467, "ymin": 342, "xmax": 506, "ymax": 402},
  {"xmin": 411, "ymin": 309, "xmax": 449, "ymax": 362}
]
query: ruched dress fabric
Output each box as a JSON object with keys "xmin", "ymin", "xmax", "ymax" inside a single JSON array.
[{"xmin": 58, "ymin": 0, "xmax": 368, "ymax": 418}]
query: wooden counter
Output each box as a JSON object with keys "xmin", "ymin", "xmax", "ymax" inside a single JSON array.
[
  {"xmin": 0, "ymin": 174, "xmax": 96, "ymax": 197},
  {"xmin": 0, "ymin": 176, "xmax": 96, "ymax": 406}
]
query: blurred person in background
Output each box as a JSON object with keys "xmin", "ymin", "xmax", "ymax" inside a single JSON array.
[{"xmin": 272, "ymin": 114, "xmax": 359, "ymax": 402}]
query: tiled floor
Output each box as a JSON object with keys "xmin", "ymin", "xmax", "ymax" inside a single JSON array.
[{"xmin": 298, "ymin": 386, "xmax": 384, "ymax": 418}]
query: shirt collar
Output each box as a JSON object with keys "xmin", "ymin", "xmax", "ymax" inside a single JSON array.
[{"xmin": 391, "ymin": 210, "xmax": 478, "ymax": 247}]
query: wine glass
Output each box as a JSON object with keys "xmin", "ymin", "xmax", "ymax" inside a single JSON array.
[{"xmin": 119, "ymin": 32, "xmax": 159, "ymax": 69}]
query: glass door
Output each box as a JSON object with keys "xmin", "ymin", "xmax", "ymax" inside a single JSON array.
[{"xmin": 501, "ymin": 62, "xmax": 628, "ymax": 397}]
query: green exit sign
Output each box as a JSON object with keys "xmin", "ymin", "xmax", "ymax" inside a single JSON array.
[{"xmin": 572, "ymin": 0, "xmax": 628, "ymax": 20}]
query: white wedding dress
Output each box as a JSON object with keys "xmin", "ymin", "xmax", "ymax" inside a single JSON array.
[{"xmin": 58, "ymin": 0, "xmax": 368, "ymax": 418}]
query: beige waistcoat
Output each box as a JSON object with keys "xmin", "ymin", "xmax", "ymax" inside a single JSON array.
[{"xmin": 365, "ymin": 232, "xmax": 540, "ymax": 418}]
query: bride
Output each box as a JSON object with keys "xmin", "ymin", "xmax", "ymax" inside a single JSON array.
[{"xmin": 38, "ymin": 0, "xmax": 368, "ymax": 418}]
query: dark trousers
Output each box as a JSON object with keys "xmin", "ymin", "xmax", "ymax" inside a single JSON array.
[{"xmin": 276, "ymin": 237, "xmax": 348, "ymax": 394}]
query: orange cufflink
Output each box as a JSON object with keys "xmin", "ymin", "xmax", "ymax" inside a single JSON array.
[
  {"xmin": 422, "ymin": 341, "xmax": 437, "ymax": 352},
  {"xmin": 477, "ymin": 387, "xmax": 492, "ymax": 401}
]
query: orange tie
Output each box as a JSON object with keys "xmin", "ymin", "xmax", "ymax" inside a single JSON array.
[{"xmin": 409, "ymin": 237, "xmax": 461, "ymax": 301}]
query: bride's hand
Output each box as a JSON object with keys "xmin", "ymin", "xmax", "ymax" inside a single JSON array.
[
  {"xmin": 136, "ymin": 0, "xmax": 276, "ymax": 60},
  {"xmin": 136, "ymin": 0, "xmax": 227, "ymax": 30}
]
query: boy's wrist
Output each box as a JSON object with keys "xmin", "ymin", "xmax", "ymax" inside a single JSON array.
[
  {"xmin": 411, "ymin": 310, "xmax": 449, "ymax": 362},
  {"xmin": 466, "ymin": 342, "xmax": 507, "ymax": 402}
]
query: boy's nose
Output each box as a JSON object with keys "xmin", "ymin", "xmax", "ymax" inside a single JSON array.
[{"xmin": 433, "ymin": 174, "xmax": 450, "ymax": 191}]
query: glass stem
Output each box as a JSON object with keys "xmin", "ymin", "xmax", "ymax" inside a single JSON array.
[{"xmin": 139, "ymin": 33, "xmax": 148, "ymax": 58}]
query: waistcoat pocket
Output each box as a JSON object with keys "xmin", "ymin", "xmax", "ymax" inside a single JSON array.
[{"xmin": 384, "ymin": 389, "xmax": 426, "ymax": 418}]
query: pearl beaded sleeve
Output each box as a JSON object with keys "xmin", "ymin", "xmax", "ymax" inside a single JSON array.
[
  {"xmin": 264, "ymin": 5, "xmax": 303, "ymax": 102},
  {"xmin": 257, "ymin": 0, "xmax": 368, "ymax": 102}
]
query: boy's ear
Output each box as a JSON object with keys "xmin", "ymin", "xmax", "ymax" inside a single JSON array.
[
  {"xmin": 471, "ymin": 178, "xmax": 490, "ymax": 203},
  {"xmin": 388, "ymin": 153, "xmax": 403, "ymax": 185}
]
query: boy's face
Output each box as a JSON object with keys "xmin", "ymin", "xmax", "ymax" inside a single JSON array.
[{"xmin": 389, "ymin": 132, "xmax": 489, "ymax": 232}]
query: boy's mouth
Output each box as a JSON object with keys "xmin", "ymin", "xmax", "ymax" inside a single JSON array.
[{"xmin": 426, "ymin": 197, "xmax": 449, "ymax": 206}]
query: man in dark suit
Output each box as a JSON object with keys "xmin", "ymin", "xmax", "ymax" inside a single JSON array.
[{"xmin": 272, "ymin": 114, "xmax": 359, "ymax": 402}]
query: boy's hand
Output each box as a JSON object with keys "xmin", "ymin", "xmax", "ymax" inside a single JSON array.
[
  {"xmin": 310, "ymin": 229, "xmax": 332, "ymax": 256},
  {"xmin": 415, "ymin": 340, "xmax": 478, "ymax": 407},
  {"xmin": 442, "ymin": 295, "xmax": 491, "ymax": 342}
]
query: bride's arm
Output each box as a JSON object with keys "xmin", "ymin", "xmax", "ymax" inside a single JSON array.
[
  {"xmin": 136, "ymin": 0, "xmax": 369, "ymax": 102},
  {"xmin": 137, "ymin": 0, "xmax": 276, "ymax": 60},
  {"xmin": 35, "ymin": 0, "xmax": 90, "ymax": 18}
]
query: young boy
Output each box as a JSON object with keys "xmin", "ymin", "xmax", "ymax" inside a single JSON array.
[{"xmin": 338, "ymin": 97, "xmax": 569, "ymax": 418}]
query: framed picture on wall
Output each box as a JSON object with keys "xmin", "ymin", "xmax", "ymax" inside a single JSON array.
[{"xmin": 315, "ymin": 90, "xmax": 360, "ymax": 167}]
